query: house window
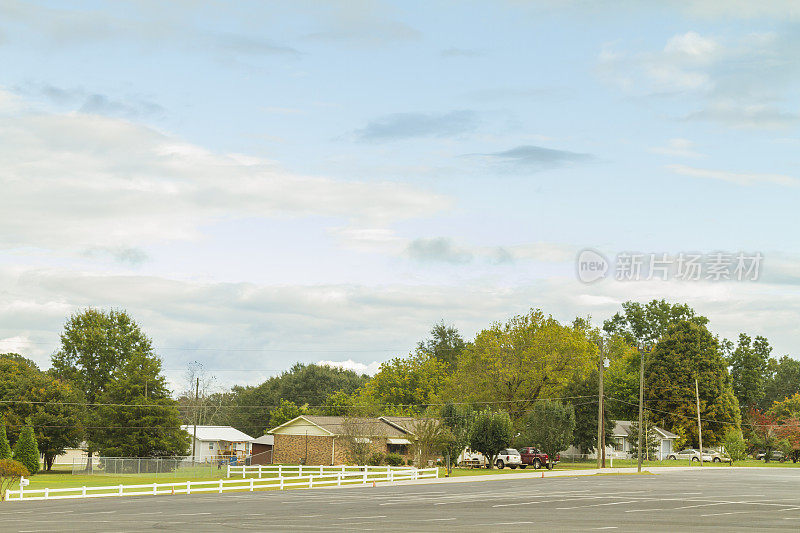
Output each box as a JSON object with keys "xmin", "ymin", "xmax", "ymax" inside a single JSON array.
[
  {"xmin": 387, "ymin": 444, "xmax": 407, "ymax": 455},
  {"xmin": 613, "ymin": 438, "xmax": 624, "ymax": 452},
  {"xmin": 209, "ymin": 442, "xmax": 214, "ymax": 450}
]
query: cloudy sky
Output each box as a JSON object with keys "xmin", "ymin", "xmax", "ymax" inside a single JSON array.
[{"xmin": 1, "ymin": 0, "xmax": 799, "ymax": 389}]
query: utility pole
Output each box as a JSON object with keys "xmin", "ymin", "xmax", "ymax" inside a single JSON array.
[
  {"xmin": 192, "ymin": 377, "xmax": 199, "ymax": 461},
  {"xmin": 637, "ymin": 344, "xmax": 646, "ymax": 473},
  {"xmin": 597, "ymin": 345, "xmax": 605, "ymax": 469},
  {"xmin": 695, "ymin": 378, "xmax": 703, "ymax": 468}
]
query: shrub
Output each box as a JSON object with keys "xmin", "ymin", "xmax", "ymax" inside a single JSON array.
[
  {"xmin": 0, "ymin": 424, "xmax": 11, "ymax": 460},
  {"xmin": 367, "ymin": 452, "xmax": 385, "ymax": 466},
  {"xmin": 385, "ymin": 453, "xmax": 404, "ymax": 466},
  {"xmin": 0, "ymin": 459, "xmax": 29, "ymax": 500},
  {"xmin": 12, "ymin": 425, "xmax": 40, "ymax": 475}
]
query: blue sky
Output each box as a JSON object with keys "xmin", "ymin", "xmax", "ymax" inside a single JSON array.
[{"xmin": 1, "ymin": 1, "xmax": 799, "ymax": 389}]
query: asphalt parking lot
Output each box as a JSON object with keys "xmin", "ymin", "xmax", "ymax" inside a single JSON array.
[{"xmin": 2, "ymin": 468, "xmax": 799, "ymax": 532}]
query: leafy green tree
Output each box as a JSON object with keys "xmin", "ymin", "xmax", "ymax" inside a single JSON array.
[
  {"xmin": 51, "ymin": 309, "xmax": 156, "ymax": 455},
  {"xmin": 562, "ymin": 370, "xmax": 615, "ymax": 454},
  {"xmin": 410, "ymin": 416, "xmax": 452, "ymax": 468},
  {"xmin": 269, "ymin": 399, "xmax": 307, "ymax": 428},
  {"xmin": 94, "ymin": 352, "xmax": 189, "ymax": 457},
  {"xmin": 729, "ymin": 334, "xmax": 771, "ymax": 412},
  {"xmin": 469, "ymin": 410, "xmax": 513, "ymax": 469},
  {"xmin": 646, "ymin": 321, "xmax": 740, "ymax": 448},
  {"xmin": 440, "ymin": 403, "xmax": 472, "ymax": 474},
  {"xmin": 764, "ymin": 356, "xmax": 800, "ymax": 406},
  {"xmin": 358, "ymin": 355, "xmax": 448, "ymax": 415},
  {"xmin": 0, "ymin": 355, "xmax": 85, "ymax": 470},
  {"xmin": 0, "ymin": 424, "xmax": 11, "ymax": 459},
  {"xmin": 321, "ymin": 391, "xmax": 354, "ymax": 416},
  {"xmin": 603, "ymin": 300, "xmax": 708, "ymax": 347},
  {"xmin": 219, "ymin": 363, "xmax": 368, "ymax": 435},
  {"xmin": 767, "ymin": 392, "xmax": 800, "ymax": 421},
  {"xmin": 722, "ymin": 429, "xmax": 747, "ymax": 465},
  {"xmin": 626, "ymin": 418, "xmax": 660, "ymax": 460},
  {"xmin": 416, "ymin": 321, "xmax": 468, "ymax": 369},
  {"xmin": 449, "ymin": 309, "xmax": 596, "ymax": 421},
  {"xmin": 517, "ymin": 400, "xmax": 576, "ymax": 462},
  {"xmin": 12, "ymin": 425, "xmax": 40, "ymax": 475},
  {"xmin": 746, "ymin": 408, "xmax": 778, "ymax": 461}
]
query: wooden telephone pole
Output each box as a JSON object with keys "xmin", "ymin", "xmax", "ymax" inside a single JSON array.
[
  {"xmin": 637, "ymin": 345, "xmax": 645, "ymax": 473},
  {"xmin": 695, "ymin": 378, "xmax": 703, "ymax": 468},
  {"xmin": 597, "ymin": 345, "xmax": 606, "ymax": 469},
  {"xmin": 192, "ymin": 377, "xmax": 199, "ymax": 461}
]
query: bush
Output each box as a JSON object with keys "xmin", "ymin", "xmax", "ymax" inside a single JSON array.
[
  {"xmin": 12, "ymin": 425, "xmax": 40, "ymax": 475},
  {"xmin": 406, "ymin": 458, "xmax": 414, "ymax": 466},
  {"xmin": 385, "ymin": 453, "xmax": 404, "ymax": 466},
  {"xmin": 0, "ymin": 424, "xmax": 11, "ymax": 460},
  {"xmin": 0, "ymin": 459, "xmax": 29, "ymax": 500},
  {"xmin": 368, "ymin": 452, "xmax": 385, "ymax": 466}
]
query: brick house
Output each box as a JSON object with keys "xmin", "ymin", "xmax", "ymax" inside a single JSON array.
[{"xmin": 268, "ymin": 415, "xmax": 415, "ymax": 465}]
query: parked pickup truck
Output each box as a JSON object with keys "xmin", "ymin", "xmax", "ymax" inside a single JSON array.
[
  {"xmin": 519, "ymin": 447, "xmax": 558, "ymax": 469},
  {"xmin": 494, "ymin": 448, "xmax": 523, "ymax": 469}
]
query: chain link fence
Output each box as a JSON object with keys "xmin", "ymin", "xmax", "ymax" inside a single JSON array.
[{"xmin": 70, "ymin": 456, "xmax": 251, "ymax": 478}]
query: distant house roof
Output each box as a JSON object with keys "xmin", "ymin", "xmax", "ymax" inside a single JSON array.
[
  {"xmin": 268, "ymin": 416, "xmax": 414, "ymax": 438},
  {"xmin": 252, "ymin": 434, "xmax": 274, "ymax": 446},
  {"xmin": 181, "ymin": 425, "xmax": 253, "ymax": 442},
  {"xmin": 612, "ymin": 421, "xmax": 678, "ymax": 440}
]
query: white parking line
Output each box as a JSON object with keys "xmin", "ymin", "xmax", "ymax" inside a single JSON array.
[{"xmin": 557, "ymin": 500, "xmax": 638, "ymax": 510}]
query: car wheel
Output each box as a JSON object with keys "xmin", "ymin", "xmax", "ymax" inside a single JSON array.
[
  {"xmin": 510, "ymin": 465, "xmax": 517, "ymax": 470},
  {"xmin": 713, "ymin": 457, "xmax": 721, "ymax": 463},
  {"xmin": 496, "ymin": 460, "xmax": 505, "ymax": 469},
  {"xmin": 520, "ymin": 465, "xmax": 527, "ymax": 469},
  {"xmin": 692, "ymin": 457, "xmax": 699, "ymax": 462},
  {"xmin": 546, "ymin": 463, "xmax": 553, "ymax": 470},
  {"xmin": 668, "ymin": 455, "xmax": 676, "ymax": 460},
  {"xmin": 780, "ymin": 458, "xmax": 786, "ymax": 463},
  {"xmin": 533, "ymin": 459, "xmax": 541, "ymax": 470}
]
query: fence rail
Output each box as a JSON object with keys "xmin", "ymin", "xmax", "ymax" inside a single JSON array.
[
  {"xmin": 226, "ymin": 464, "xmax": 415, "ymax": 479},
  {"xmin": 4, "ymin": 467, "xmax": 438, "ymax": 502}
]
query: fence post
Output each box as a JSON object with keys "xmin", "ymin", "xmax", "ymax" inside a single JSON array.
[
  {"xmin": 250, "ymin": 479, "xmax": 254, "ymax": 492},
  {"xmin": 389, "ymin": 469, "xmax": 393, "ymax": 483},
  {"xmin": 363, "ymin": 470, "xmax": 367, "ymax": 484},
  {"xmin": 280, "ymin": 477, "xmax": 284, "ymax": 490},
  {"xmin": 258, "ymin": 465, "xmax": 262, "ymax": 479},
  {"xmin": 187, "ymin": 481, "xmax": 191, "ymax": 495},
  {"xmin": 278, "ymin": 464, "xmax": 283, "ymax": 477},
  {"xmin": 242, "ymin": 466, "xmax": 245, "ymax": 479},
  {"xmin": 118, "ymin": 485, "xmax": 123, "ymax": 496},
  {"xmin": 153, "ymin": 483, "xmax": 157, "ymax": 495},
  {"xmin": 82, "ymin": 486, "xmax": 87, "ymax": 497},
  {"xmin": 219, "ymin": 479, "xmax": 223, "ymax": 494},
  {"xmin": 44, "ymin": 488, "xmax": 49, "ymax": 500},
  {"xmin": 299, "ymin": 464, "xmax": 303, "ymax": 476}
]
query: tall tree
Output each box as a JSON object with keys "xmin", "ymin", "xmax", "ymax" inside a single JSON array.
[
  {"xmin": 12, "ymin": 424, "xmax": 40, "ymax": 475},
  {"xmin": 51, "ymin": 309, "xmax": 155, "ymax": 454},
  {"xmin": 448, "ymin": 309, "xmax": 596, "ymax": 421},
  {"xmin": 469, "ymin": 410, "xmax": 513, "ymax": 469},
  {"xmin": 646, "ymin": 321, "xmax": 740, "ymax": 448},
  {"xmin": 0, "ymin": 354, "xmax": 85, "ymax": 470},
  {"xmin": 729, "ymin": 334, "xmax": 771, "ymax": 412},
  {"xmin": 562, "ymin": 370, "xmax": 615, "ymax": 454},
  {"xmin": 0, "ymin": 424, "xmax": 11, "ymax": 459},
  {"xmin": 416, "ymin": 321, "xmax": 468, "ymax": 369},
  {"xmin": 440, "ymin": 403, "xmax": 472, "ymax": 474},
  {"xmin": 603, "ymin": 299, "xmax": 708, "ymax": 347},
  {"xmin": 357, "ymin": 355, "xmax": 448, "ymax": 415},
  {"xmin": 764, "ymin": 356, "xmax": 800, "ymax": 407},
  {"xmin": 517, "ymin": 400, "xmax": 576, "ymax": 462},
  {"xmin": 626, "ymin": 417, "xmax": 660, "ymax": 460},
  {"xmin": 94, "ymin": 352, "xmax": 189, "ymax": 457}
]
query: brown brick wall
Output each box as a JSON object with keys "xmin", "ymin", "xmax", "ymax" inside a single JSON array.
[{"xmin": 273, "ymin": 434, "xmax": 413, "ymax": 465}]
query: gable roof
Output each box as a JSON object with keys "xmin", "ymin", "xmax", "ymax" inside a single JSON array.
[
  {"xmin": 268, "ymin": 415, "xmax": 414, "ymax": 438},
  {"xmin": 181, "ymin": 425, "xmax": 253, "ymax": 442},
  {"xmin": 612, "ymin": 421, "xmax": 677, "ymax": 440}
]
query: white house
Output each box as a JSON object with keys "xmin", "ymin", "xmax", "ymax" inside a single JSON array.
[
  {"xmin": 609, "ymin": 420, "xmax": 677, "ymax": 460},
  {"xmin": 560, "ymin": 420, "xmax": 678, "ymax": 461},
  {"xmin": 181, "ymin": 425, "xmax": 254, "ymax": 462}
]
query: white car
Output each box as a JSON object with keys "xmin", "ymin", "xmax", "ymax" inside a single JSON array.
[
  {"xmin": 667, "ymin": 448, "xmax": 714, "ymax": 462},
  {"xmin": 495, "ymin": 448, "xmax": 523, "ymax": 469}
]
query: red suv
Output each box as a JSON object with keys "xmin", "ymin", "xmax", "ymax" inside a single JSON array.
[{"xmin": 519, "ymin": 447, "xmax": 558, "ymax": 470}]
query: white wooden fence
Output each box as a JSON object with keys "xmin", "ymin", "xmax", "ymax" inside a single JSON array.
[
  {"xmin": 226, "ymin": 464, "xmax": 414, "ymax": 479},
  {"xmin": 4, "ymin": 467, "xmax": 438, "ymax": 502}
]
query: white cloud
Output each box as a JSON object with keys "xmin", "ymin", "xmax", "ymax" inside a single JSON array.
[
  {"xmin": 667, "ymin": 164, "xmax": 800, "ymax": 187},
  {"xmin": 0, "ymin": 95, "xmax": 449, "ymax": 253},
  {"xmin": 318, "ymin": 359, "xmax": 382, "ymax": 376}
]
